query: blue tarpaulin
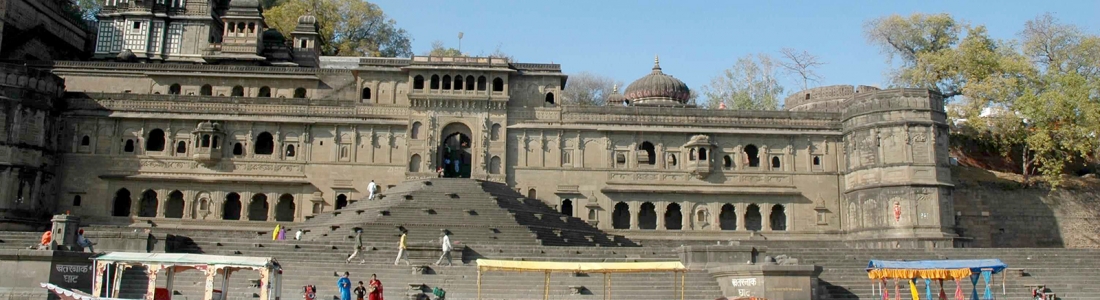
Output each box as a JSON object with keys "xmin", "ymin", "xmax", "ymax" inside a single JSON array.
[{"xmin": 867, "ymin": 259, "xmax": 1008, "ymax": 274}]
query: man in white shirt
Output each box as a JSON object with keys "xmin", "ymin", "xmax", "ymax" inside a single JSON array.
[
  {"xmin": 434, "ymin": 231, "xmax": 453, "ymax": 266},
  {"xmin": 367, "ymin": 180, "xmax": 378, "ymax": 200},
  {"xmin": 295, "ymin": 229, "xmax": 303, "ymax": 240}
]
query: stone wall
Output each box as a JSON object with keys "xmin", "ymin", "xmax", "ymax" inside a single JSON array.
[
  {"xmin": 0, "ymin": 0, "xmax": 90, "ymax": 61},
  {"xmin": 783, "ymin": 85, "xmax": 880, "ymax": 113},
  {"xmin": 0, "ymin": 64, "xmax": 64, "ymax": 230}
]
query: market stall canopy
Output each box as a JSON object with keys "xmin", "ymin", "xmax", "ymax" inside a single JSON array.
[
  {"xmin": 95, "ymin": 252, "xmax": 279, "ymax": 269},
  {"xmin": 866, "ymin": 259, "xmax": 1007, "ymax": 280},
  {"xmin": 476, "ymin": 259, "xmax": 686, "ymax": 273}
]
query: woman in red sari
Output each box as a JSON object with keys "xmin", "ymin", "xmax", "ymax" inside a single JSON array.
[{"xmin": 367, "ymin": 274, "xmax": 383, "ymax": 300}]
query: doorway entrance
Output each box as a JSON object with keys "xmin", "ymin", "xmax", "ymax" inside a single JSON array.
[{"xmin": 439, "ymin": 123, "xmax": 472, "ymax": 178}]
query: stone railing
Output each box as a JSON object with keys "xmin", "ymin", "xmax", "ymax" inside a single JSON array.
[
  {"xmin": 25, "ymin": 61, "xmax": 318, "ymax": 75},
  {"xmin": 511, "ymin": 63, "xmax": 562, "ymax": 72},
  {"xmin": 0, "ymin": 63, "xmax": 65, "ymax": 97},
  {"xmin": 410, "ymin": 56, "xmax": 510, "ymax": 67},
  {"xmin": 606, "ymin": 170, "xmax": 796, "ymax": 187},
  {"xmin": 66, "ymin": 92, "xmax": 411, "ymax": 118},
  {"xmin": 556, "ymin": 106, "xmax": 842, "ymax": 129},
  {"xmin": 358, "ymin": 58, "xmax": 411, "ymax": 67}
]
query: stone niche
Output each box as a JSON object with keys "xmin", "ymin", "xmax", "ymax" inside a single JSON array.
[{"xmin": 708, "ymin": 264, "xmax": 817, "ymax": 300}]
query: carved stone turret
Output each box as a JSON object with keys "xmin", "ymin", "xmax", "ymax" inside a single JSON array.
[
  {"xmin": 191, "ymin": 121, "xmax": 225, "ymax": 164},
  {"xmin": 684, "ymin": 135, "xmax": 716, "ymax": 179}
]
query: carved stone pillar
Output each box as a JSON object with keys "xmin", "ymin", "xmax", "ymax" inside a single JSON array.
[
  {"xmin": 735, "ymin": 203, "xmax": 745, "ymax": 231},
  {"xmin": 156, "ymin": 189, "xmax": 168, "ymax": 218},
  {"xmin": 681, "ymin": 201, "xmax": 692, "ymax": 230},
  {"xmin": 762, "ymin": 205, "xmax": 773, "ymax": 231},
  {"xmin": 0, "ymin": 168, "xmax": 12, "ymax": 210},
  {"xmin": 267, "ymin": 192, "xmax": 277, "ymax": 222},
  {"xmin": 655, "ymin": 201, "xmax": 665, "ymax": 231},
  {"xmin": 240, "ymin": 192, "xmax": 252, "ymax": 221},
  {"xmin": 629, "ymin": 202, "xmax": 639, "ymax": 230}
]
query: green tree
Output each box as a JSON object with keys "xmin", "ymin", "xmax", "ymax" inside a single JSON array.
[
  {"xmin": 865, "ymin": 13, "xmax": 1100, "ymax": 186},
  {"xmin": 264, "ymin": 0, "xmax": 412, "ymax": 57},
  {"xmin": 425, "ymin": 40, "xmax": 464, "ymax": 56},
  {"xmin": 700, "ymin": 54, "xmax": 784, "ymax": 110},
  {"xmin": 562, "ymin": 72, "xmax": 622, "ymax": 106}
]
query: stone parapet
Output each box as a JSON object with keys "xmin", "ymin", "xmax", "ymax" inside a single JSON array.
[
  {"xmin": 677, "ymin": 245, "xmax": 764, "ymax": 269},
  {"xmin": 553, "ymin": 105, "xmax": 841, "ymax": 129},
  {"xmin": 707, "ymin": 264, "xmax": 818, "ymax": 300}
]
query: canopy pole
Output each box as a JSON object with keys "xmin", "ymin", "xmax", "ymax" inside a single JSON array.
[
  {"xmin": 608, "ymin": 273, "xmax": 613, "ymax": 300},
  {"xmin": 1002, "ymin": 272, "xmax": 1006, "ymax": 295},
  {"xmin": 543, "ymin": 271, "xmax": 550, "ymax": 300},
  {"xmin": 476, "ymin": 269, "xmax": 482, "ymax": 300},
  {"xmin": 603, "ymin": 273, "xmax": 608, "ymax": 300},
  {"xmin": 680, "ymin": 271, "xmax": 686, "ymax": 300}
]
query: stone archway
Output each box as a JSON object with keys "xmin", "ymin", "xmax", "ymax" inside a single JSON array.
[
  {"xmin": 612, "ymin": 202, "xmax": 630, "ymax": 229},
  {"xmin": 112, "ymin": 188, "xmax": 132, "ymax": 217},
  {"xmin": 664, "ymin": 203, "xmax": 682, "ymax": 230},
  {"xmin": 745, "ymin": 204, "xmax": 762, "ymax": 231},
  {"xmin": 139, "ymin": 190, "xmax": 158, "ymax": 218},
  {"xmin": 249, "ymin": 194, "xmax": 269, "ymax": 221},
  {"xmin": 193, "ymin": 192, "xmax": 213, "ymax": 220},
  {"xmin": 638, "ymin": 202, "xmax": 657, "ymax": 230},
  {"xmin": 439, "ymin": 122, "xmax": 473, "ymax": 178},
  {"xmin": 223, "ymin": 193, "xmax": 242, "ymax": 220},
  {"xmin": 275, "ymin": 194, "xmax": 295, "ymax": 222},
  {"xmin": 164, "ymin": 191, "xmax": 185, "ymax": 218}
]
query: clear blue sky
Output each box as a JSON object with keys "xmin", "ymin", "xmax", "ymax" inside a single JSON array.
[{"xmin": 373, "ymin": 0, "xmax": 1098, "ymax": 95}]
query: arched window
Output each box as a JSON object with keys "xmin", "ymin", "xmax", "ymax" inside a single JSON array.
[
  {"xmin": 200, "ymin": 84, "xmax": 212, "ymax": 96},
  {"xmin": 201, "ymin": 135, "xmax": 210, "ymax": 147},
  {"xmin": 744, "ymin": 144, "xmax": 760, "ymax": 167},
  {"xmin": 176, "ymin": 141, "xmax": 186, "ymax": 153},
  {"xmin": 164, "ymin": 191, "xmax": 184, "ymax": 218},
  {"xmin": 73, "ymin": 195, "xmax": 82, "ymax": 207},
  {"xmin": 294, "ymin": 88, "xmax": 306, "ymax": 98},
  {"xmin": 413, "ymin": 75, "xmax": 425, "ymax": 89},
  {"xmin": 275, "ymin": 194, "xmax": 295, "ymax": 222},
  {"xmin": 335, "ymin": 194, "xmax": 348, "ymax": 210},
  {"xmin": 168, "ymin": 84, "xmax": 181, "ymax": 95},
  {"xmin": 409, "ymin": 154, "xmax": 421, "ymax": 172},
  {"xmin": 248, "ymin": 194, "xmax": 268, "ymax": 221},
  {"xmin": 212, "ymin": 136, "xmax": 219, "ymax": 149},
  {"xmin": 227, "ymin": 22, "xmax": 236, "ymax": 33},
  {"xmin": 699, "ymin": 148, "xmax": 708, "ymax": 161},
  {"xmin": 442, "ymin": 75, "xmax": 452, "ymax": 90},
  {"xmin": 489, "ymin": 156, "xmax": 501, "ymax": 174},
  {"xmin": 745, "ymin": 204, "xmax": 762, "ymax": 231},
  {"xmin": 492, "ymin": 78, "xmax": 504, "ymax": 92},
  {"xmin": 490, "ymin": 124, "xmax": 501, "ymax": 141},
  {"xmin": 465, "ymin": 75, "xmax": 475, "ymax": 90},
  {"xmin": 771, "ymin": 156, "xmax": 781, "ymax": 169},
  {"xmin": 668, "ymin": 154, "xmax": 677, "ymax": 167},
  {"xmin": 723, "ymin": 155, "xmax": 733, "ymax": 170},
  {"xmin": 612, "ymin": 202, "xmax": 630, "ymax": 229},
  {"xmin": 454, "ymin": 75, "xmax": 463, "ymax": 90},
  {"xmin": 232, "ymin": 143, "xmax": 243, "ymax": 155},
  {"xmin": 477, "ymin": 76, "xmax": 487, "ymax": 91},
  {"xmin": 247, "ymin": 22, "xmax": 255, "ymax": 34},
  {"xmin": 299, "ymin": 39, "xmax": 308, "ymax": 48},
  {"xmin": 770, "ymin": 204, "xmax": 787, "ymax": 231},
  {"xmin": 719, "ymin": 204, "xmax": 737, "ymax": 230},
  {"xmin": 145, "ymin": 129, "xmax": 166, "ymax": 151},
  {"xmin": 254, "ymin": 132, "xmax": 274, "ymax": 155},
  {"xmin": 561, "ymin": 199, "xmax": 573, "ymax": 216},
  {"xmin": 361, "ymin": 87, "xmax": 372, "ymax": 100},
  {"xmin": 664, "ymin": 203, "xmax": 682, "ymax": 230},
  {"xmin": 285, "ymin": 144, "xmax": 296, "ymax": 157},
  {"xmin": 812, "ymin": 156, "xmax": 821, "ymax": 166},
  {"xmin": 223, "ymin": 193, "xmax": 241, "ymax": 220},
  {"xmin": 430, "ymin": 75, "xmax": 440, "ymax": 89},
  {"xmin": 545, "ymin": 92, "xmax": 555, "ymax": 105},
  {"xmin": 527, "ymin": 189, "xmax": 537, "ymax": 200},
  {"xmin": 112, "ymin": 188, "xmax": 132, "ymax": 217},
  {"xmin": 638, "ymin": 202, "xmax": 657, "ymax": 230},
  {"xmin": 258, "ymin": 86, "xmax": 271, "ymax": 97},
  {"xmin": 81, "ymin": 136, "xmax": 90, "ymax": 146},
  {"xmin": 231, "ymin": 86, "xmax": 244, "ymax": 96},
  {"xmin": 138, "ymin": 190, "xmax": 158, "ymax": 218},
  {"xmin": 637, "ymin": 142, "xmax": 655, "ymax": 165},
  {"xmin": 689, "ymin": 149, "xmax": 696, "ymax": 161},
  {"xmin": 124, "ymin": 139, "xmax": 135, "ymax": 152},
  {"xmin": 410, "ymin": 122, "xmax": 421, "ymax": 139}
]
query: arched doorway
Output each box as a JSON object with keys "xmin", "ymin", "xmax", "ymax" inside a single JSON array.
[
  {"xmin": 719, "ymin": 204, "xmax": 737, "ymax": 230},
  {"xmin": 223, "ymin": 193, "xmax": 242, "ymax": 220},
  {"xmin": 335, "ymin": 194, "xmax": 348, "ymax": 210},
  {"xmin": 560, "ymin": 199, "xmax": 573, "ymax": 217},
  {"xmin": 112, "ymin": 189, "xmax": 132, "ymax": 217},
  {"xmin": 638, "ymin": 202, "xmax": 657, "ymax": 230},
  {"xmin": 770, "ymin": 204, "xmax": 787, "ymax": 231},
  {"xmin": 275, "ymin": 194, "xmax": 295, "ymax": 222},
  {"xmin": 612, "ymin": 202, "xmax": 629, "ymax": 229},
  {"xmin": 249, "ymin": 194, "xmax": 268, "ymax": 221},
  {"xmin": 664, "ymin": 203, "xmax": 682, "ymax": 230},
  {"xmin": 745, "ymin": 204, "xmax": 762, "ymax": 231},
  {"xmin": 164, "ymin": 191, "xmax": 185, "ymax": 218},
  {"xmin": 439, "ymin": 123, "xmax": 473, "ymax": 178},
  {"xmin": 139, "ymin": 190, "xmax": 158, "ymax": 218}
]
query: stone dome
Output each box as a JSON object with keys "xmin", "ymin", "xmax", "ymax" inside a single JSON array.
[
  {"xmin": 606, "ymin": 84, "xmax": 626, "ymax": 106},
  {"xmin": 230, "ymin": 0, "xmax": 259, "ymax": 8},
  {"xmin": 623, "ymin": 56, "xmax": 691, "ymax": 106}
]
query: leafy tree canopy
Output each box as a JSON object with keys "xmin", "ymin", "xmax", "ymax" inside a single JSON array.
[{"xmin": 264, "ymin": 0, "xmax": 412, "ymax": 57}]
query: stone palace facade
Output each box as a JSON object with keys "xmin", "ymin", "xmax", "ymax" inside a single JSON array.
[{"xmin": 1, "ymin": 0, "xmax": 957, "ymax": 246}]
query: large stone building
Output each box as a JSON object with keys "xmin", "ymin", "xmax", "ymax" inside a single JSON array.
[{"xmin": 8, "ymin": 0, "xmax": 958, "ymax": 247}]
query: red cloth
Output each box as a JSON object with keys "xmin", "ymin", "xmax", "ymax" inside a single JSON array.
[
  {"xmin": 368, "ymin": 279, "xmax": 383, "ymax": 300},
  {"xmin": 40, "ymin": 231, "xmax": 52, "ymax": 245}
]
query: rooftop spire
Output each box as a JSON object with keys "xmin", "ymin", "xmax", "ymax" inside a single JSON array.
[
  {"xmin": 653, "ymin": 55, "xmax": 661, "ymax": 71},
  {"xmin": 612, "ymin": 84, "xmax": 618, "ymax": 93}
]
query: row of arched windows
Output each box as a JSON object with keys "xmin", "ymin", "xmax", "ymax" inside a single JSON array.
[
  {"xmin": 104, "ymin": 129, "xmax": 295, "ymax": 157},
  {"xmin": 225, "ymin": 22, "xmax": 258, "ymax": 36},
  {"xmin": 610, "ymin": 202, "xmax": 786, "ymax": 231},
  {"xmin": 166, "ymin": 84, "xmax": 307, "ymax": 98},
  {"xmin": 629, "ymin": 142, "xmax": 789, "ymax": 170},
  {"xmin": 110, "ymin": 188, "xmax": 296, "ymax": 222},
  {"xmin": 412, "ymin": 75, "xmax": 504, "ymax": 92}
]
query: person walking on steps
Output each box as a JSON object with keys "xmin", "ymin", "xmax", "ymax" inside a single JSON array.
[
  {"xmin": 434, "ymin": 231, "xmax": 454, "ymax": 266},
  {"xmin": 337, "ymin": 272, "xmax": 352, "ymax": 300},
  {"xmin": 295, "ymin": 229, "xmax": 303, "ymax": 241},
  {"xmin": 346, "ymin": 229, "xmax": 366, "ymax": 264},
  {"xmin": 367, "ymin": 180, "xmax": 378, "ymax": 200},
  {"xmin": 394, "ymin": 230, "xmax": 410, "ymax": 265}
]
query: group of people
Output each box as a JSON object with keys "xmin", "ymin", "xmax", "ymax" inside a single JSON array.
[
  {"xmin": 30, "ymin": 229, "xmax": 96, "ymax": 252},
  {"xmin": 337, "ymin": 272, "xmax": 383, "ymax": 300},
  {"xmin": 347, "ymin": 229, "xmax": 454, "ymax": 266},
  {"xmin": 271, "ymin": 224, "xmax": 304, "ymax": 241}
]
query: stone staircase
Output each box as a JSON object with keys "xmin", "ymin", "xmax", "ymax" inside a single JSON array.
[{"xmin": 298, "ymin": 178, "xmax": 634, "ymax": 247}]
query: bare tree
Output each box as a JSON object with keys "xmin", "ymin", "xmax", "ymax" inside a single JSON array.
[
  {"xmin": 562, "ymin": 72, "xmax": 623, "ymax": 106},
  {"xmin": 700, "ymin": 54, "xmax": 784, "ymax": 110},
  {"xmin": 777, "ymin": 48, "xmax": 826, "ymax": 90}
]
